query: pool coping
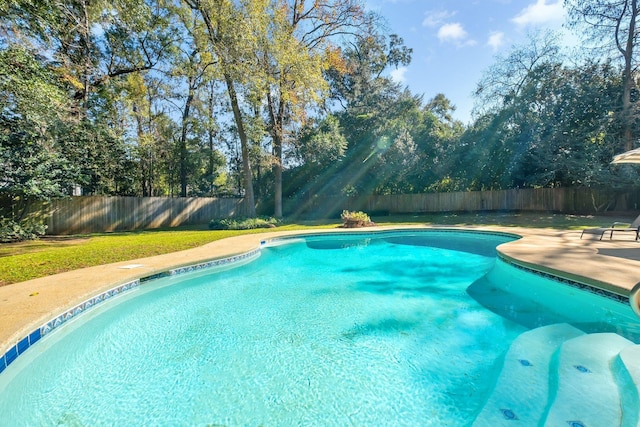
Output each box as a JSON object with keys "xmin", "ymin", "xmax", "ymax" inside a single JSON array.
[{"xmin": 2, "ymin": 225, "xmax": 639, "ymax": 376}]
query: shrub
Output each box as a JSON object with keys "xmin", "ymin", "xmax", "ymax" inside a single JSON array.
[
  {"xmin": 208, "ymin": 216, "xmax": 279, "ymax": 230},
  {"xmin": 0, "ymin": 217, "xmax": 47, "ymax": 243},
  {"xmin": 340, "ymin": 210, "xmax": 374, "ymax": 228}
]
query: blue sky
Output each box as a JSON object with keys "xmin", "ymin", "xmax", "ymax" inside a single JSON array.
[{"xmin": 364, "ymin": 0, "xmax": 569, "ymax": 123}]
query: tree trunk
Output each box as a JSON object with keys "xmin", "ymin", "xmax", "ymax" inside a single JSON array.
[
  {"xmin": 133, "ymin": 105, "xmax": 151, "ymax": 197},
  {"xmin": 179, "ymin": 74, "xmax": 196, "ymax": 197},
  {"xmin": 186, "ymin": 0, "xmax": 256, "ymax": 216},
  {"xmin": 224, "ymin": 72, "xmax": 256, "ymax": 217},
  {"xmin": 207, "ymin": 81, "xmax": 216, "ymax": 195},
  {"xmin": 267, "ymin": 91, "xmax": 285, "ymax": 218}
]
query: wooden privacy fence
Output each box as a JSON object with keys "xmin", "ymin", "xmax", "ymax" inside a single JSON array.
[
  {"xmin": 284, "ymin": 187, "xmax": 640, "ymax": 218},
  {"xmin": 45, "ymin": 196, "xmax": 250, "ymax": 235},
  {"xmin": 41, "ymin": 188, "xmax": 639, "ymax": 234}
]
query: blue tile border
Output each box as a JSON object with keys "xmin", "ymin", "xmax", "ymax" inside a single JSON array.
[
  {"xmin": 0, "ymin": 249, "xmax": 261, "ymax": 378},
  {"xmin": 168, "ymin": 249, "xmax": 260, "ymax": 276},
  {"xmin": 0, "ymin": 279, "xmax": 141, "ymax": 375}
]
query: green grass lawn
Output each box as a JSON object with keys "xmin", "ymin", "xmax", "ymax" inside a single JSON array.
[{"xmin": 0, "ymin": 212, "xmax": 633, "ymax": 286}]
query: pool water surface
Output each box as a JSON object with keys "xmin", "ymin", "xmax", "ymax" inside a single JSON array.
[{"xmin": 0, "ymin": 231, "xmax": 637, "ymax": 426}]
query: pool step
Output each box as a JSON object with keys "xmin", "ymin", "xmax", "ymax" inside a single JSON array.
[
  {"xmin": 544, "ymin": 332, "xmax": 633, "ymax": 427},
  {"xmin": 472, "ymin": 324, "xmax": 639, "ymax": 427},
  {"xmin": 613, "ymin": 345, "xmax": 640, "ymax": 427},
  {"xmin": 472, "ymin": 323, "xmax": 584, "ymax": 427}
]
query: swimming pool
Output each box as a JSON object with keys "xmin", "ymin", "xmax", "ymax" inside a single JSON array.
[{"xmin": 0, "ymin": 230, "xmax": 638, "ymax": 426}]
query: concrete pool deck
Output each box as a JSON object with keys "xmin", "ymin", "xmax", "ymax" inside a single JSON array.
[{"xmin": 1, "ymin": 225, "xmax": 639, "ymax": 356}]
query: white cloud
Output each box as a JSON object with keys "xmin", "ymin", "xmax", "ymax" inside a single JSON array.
[
  {"xmin": 423, "ymin": 10, "xmax": 456, "ymax": 28},
  {"xmin": 487, "ymin": 31, "xmax": 505, "ymax": 51},
  {"xmin": 390, "ymin": 66, "xmax": 408, "ymax": 84},
  {"xmin": 438, "ymin": 23, "xmax": 467, "ymax": 42},
  {"xmin": 437, "ymin": 23, "xmax": 476, "ymax": 47},
  {"xmin": 512, "ymin": 0, "xmax": 565, "ymax": 27}
]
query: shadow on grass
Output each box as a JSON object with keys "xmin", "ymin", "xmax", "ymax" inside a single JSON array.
[{"xmin": 374, "ymin": 212, "xmax": 636, "ymax": 230}]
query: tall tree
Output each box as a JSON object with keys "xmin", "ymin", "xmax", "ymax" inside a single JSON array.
[
  {"xmin": 0, "ymin": 46, "xmax": 78, "ymax": 237},
  {"xmin": 457, "ymin": 61, "xmax": 624, "ymax": 191},
  {"xmin": 1, "ymin": 0, "xmax": 177, "ymax": 197},
  {"xmin": 473, "ymin": 30, "xmax": 562, "ymax": 115},
  {"xmin": 565, "ymin": 0, "xmax": 640, "ymax": 151},
  {"xmin": 184, "ymin": 0, "xmax": 258, "ymax": 216},
  {"xmin": 317, "ymin": 32, "xmax": 453, "ymax": 197},
  {"xmin": 122, "ymin": 71, "xmax": 178, "ymax": 196},
  {"xmin": 170, "ymin": 3, "xmax": 218, "ymax": 196},
  {"xmin": 263, "ymin": 0, "xmax": 369, "ymax": 217}
]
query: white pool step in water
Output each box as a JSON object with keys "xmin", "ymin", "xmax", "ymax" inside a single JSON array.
[
  {"xmin": 543, "ymin": 332, "xmax": 634, "ymax": 427},
  {"xmin": 472, "ymin": 323, "xmax": 585, "ymax": 427},
  {"xmin": 614, "ymin": 344, "xmax": 640, "ymax": 427},
  {"xmin": 473, "ymin": 325, "xmax": 640, "ymax": 427}
]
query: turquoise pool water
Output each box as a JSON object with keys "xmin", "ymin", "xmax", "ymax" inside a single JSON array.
[{"xmin": 0, "ymin": 231, "xmax": 637, "ymax": 426}]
